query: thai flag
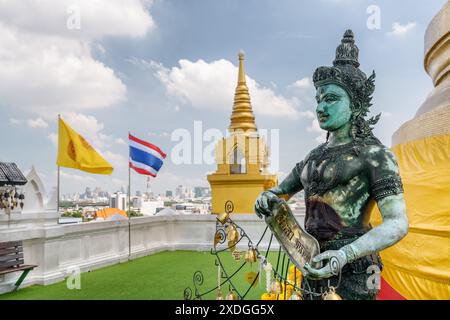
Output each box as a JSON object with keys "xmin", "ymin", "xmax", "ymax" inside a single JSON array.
[{"xmin": 129, "ymin": 133, "xmax": 166, "ymax": 177}]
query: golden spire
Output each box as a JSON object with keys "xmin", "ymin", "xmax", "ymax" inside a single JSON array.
[{"xmin": 229, "ymin": 51, "xmax": 257, "ymax": 132}]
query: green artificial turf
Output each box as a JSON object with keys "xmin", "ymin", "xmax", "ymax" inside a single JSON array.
[{"xmin": 0, "ymin": 250, "xmax": 269, "ymax": 300}]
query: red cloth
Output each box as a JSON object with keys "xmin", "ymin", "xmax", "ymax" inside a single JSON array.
[{"xmin": 377, "ymin": 277, "xmax": 406, "ymax": 300}]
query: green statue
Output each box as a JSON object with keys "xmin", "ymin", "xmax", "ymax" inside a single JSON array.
[{"xmin": 255, "ymin": 30, "xmax": 409, "ymax": 300}]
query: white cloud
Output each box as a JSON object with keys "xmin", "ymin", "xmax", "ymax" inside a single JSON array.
[
  {"xmin": 149, "ymin": 131, "xmax": 170, "ymax": 138},
  {"xmin": 115, "ymin": 138, "xmax": 126, "ymax": 145},
  {"xmin": 387, "ymin": 22, "xmax": 417, "ymax": 37},
  {"xmin": 27, "ymin": 117, "xmax": 48, "ymax": 128},
  {"xmin": 148, "ymin": 58, "xmax": 302, "ymax": 118},
  {"xmin": 290, "ymin": 77, "xmax": 313, "ymax": 90},
  {"xmin": 9, "ymin": 118, "xmax": 22, "ymax": 125},
  {"xmin": 112, "ymin": 178, "xmax": 127, "ymax": 186},
  {"xmin": 0, "ymin": 1, "xmax": 154, "ymax": 41},
  {"xmin": 60, "ymin": 170, "xmax": 95, "ymax": 182},
  {"xmin": 307, "ymin": 119, "xmax": 327, "ymax": 143},
  {"xmin": 48, "ymin": 132, "xmax": 58, "ymax": 146},
  {"xmin": 103, "ymin": 151, "xmax": 128, "ymax": 170},
  {"xmin": 315, "ymin": 132, "xmax": 327, "ymax": 143},
  {"xmin": 381, "ymin": 111, "xmax": 393, "ymax": 118},
  {"xmin": 299, "ymin": 111, "xmax": 316, "ymax": 119},
  {"xmin": 127, "ymin": 56, "xmax": 154, "ymax": 70},
  {"xmin": 307, "ymin": 119, "xmax": 323, "ymax": 134},
  {"xmin": 158, "ymin": 171, "xmax": 209, "ymax": 188},
  {"xmin": 0, "ymin": 0, "xmax": 155, "ymax": 116}
]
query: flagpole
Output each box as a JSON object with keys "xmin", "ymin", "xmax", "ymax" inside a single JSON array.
[
  {"xmin": 128, "ymin": 134, "xmax": 131, "ymax": 260},
  {"xmin": 57, "ymin": 114, "xmax": 61, "ymax": 215},
  {"xmin": 57, "ymin": 166, "xmax": 60, "ymax": 214}
]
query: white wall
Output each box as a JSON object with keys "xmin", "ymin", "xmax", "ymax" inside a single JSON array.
[{"xmin": 0, "ymin": 212, "xmax": 304, "ymax": 294}]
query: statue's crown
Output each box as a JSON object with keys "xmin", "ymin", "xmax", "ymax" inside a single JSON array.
[
  {"xmin": 313, "ymin": 30, "xmax": 375, "ymax": 117},
  {"xmin": 334, "ymin": 29, "xmax": 360, "ymax": 68}
]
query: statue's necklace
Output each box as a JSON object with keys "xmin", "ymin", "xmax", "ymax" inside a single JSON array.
[{"xmin": 304, "ymin": 141, "xmax": 360, "ymax": 198}]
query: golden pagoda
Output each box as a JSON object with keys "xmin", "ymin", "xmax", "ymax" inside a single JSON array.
[{"xmin": 207, "ymin": 52, "xmax": 278, "ymax": 215}]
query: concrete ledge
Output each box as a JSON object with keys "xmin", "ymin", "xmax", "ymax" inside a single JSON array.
[{"xmin": 0, "ymin": 212, "xmax": 301, "ymax": 295}]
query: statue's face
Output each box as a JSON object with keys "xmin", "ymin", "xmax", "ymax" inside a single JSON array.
[{"xmin": 315, "ymin": 84, "xmax": 352, "ymax": 131}]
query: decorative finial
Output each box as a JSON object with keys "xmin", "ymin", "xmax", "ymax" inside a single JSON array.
[
  {"xmin": 238, "ymin": 50, "xmax": 246, "ymax": 85},
  {"xmin": 333, "ymin": 29, "xmax": 360, "ymax": 68}
]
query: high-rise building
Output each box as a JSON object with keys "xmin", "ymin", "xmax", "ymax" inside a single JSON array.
[
  {"xmin": 175, "ymin": 185, "xmax": 183, "ymax": 199},
  {"xmin": 85, "ymin": 187, "xmax": 92, "ymax": 198},
  {"xmin": 109, "ymin": 192, "xmax": 128, "ymax": 211},
  {"xmin": 194, "ymin": 186, "xmax": 210, "ymax": 198}
]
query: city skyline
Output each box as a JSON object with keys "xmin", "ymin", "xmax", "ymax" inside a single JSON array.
[{"xmin": 58, "ymin": 183, "xmax": 211, "ymax": 199}]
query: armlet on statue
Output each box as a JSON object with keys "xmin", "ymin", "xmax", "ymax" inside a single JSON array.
[
  {"xmin": 341, "ymin": 244, "xmax": 359, "ymax": 264},
  {"xmin": 266, "ymin": 188, "xmax": 288, "ymax": 200},
  {"xmin": 370, "ymin": 176, "xmax": 404, "ymax": 202}
]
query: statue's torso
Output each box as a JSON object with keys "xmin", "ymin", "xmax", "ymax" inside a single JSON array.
[{"xmin": 299, "ymin": 141, "xmax": 381, "ymax": 242}]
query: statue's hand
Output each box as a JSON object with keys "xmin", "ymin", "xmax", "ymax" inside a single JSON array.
[
  {"xmin": 304, "ymin": 250, "xmax": 348, "ymax": 280},
  {"xmin": 254, "ymin": 191, "xmax": 281, "ymax": 219}
]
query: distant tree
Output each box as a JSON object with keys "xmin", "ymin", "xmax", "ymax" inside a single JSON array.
[
  {"xmin": 129, "ymin": 210, "xmax": 143, "ymax": 217},
  {"xmin": 71, "ymin": 211, "xmax": 83, "ymax": 218},
  {"xmin": 60, "ymin": 201, "xmax": 75, "ymax": 208}
]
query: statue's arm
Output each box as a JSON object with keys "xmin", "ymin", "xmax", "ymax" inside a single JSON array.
[
  {"xmin": 341, "ymin": 148, "xmax": 409, "ymax": 263},
  {"xmin": 341, "ymin": 193, "xmax": 408, "ymax": 262},
  {"xmin": 255, "ymin": 161, "xmax": 304, "ymax": 217},
  {"xmin": 269, "ymin": 160, "xmax": 304, "ymax": 200}
]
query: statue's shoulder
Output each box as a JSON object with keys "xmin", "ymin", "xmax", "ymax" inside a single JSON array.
[
  {"xmin": 359, "ymin": 142, "xmax": 392, "ymax": 157},
  {"xmin": 358, "ymin": 142, "xmax": 400, "ymax": 173}
]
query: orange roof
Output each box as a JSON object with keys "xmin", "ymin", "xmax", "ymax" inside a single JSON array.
[{"xmin": 96, "ymin": 207, "xmax": 128, "ymax": 219}]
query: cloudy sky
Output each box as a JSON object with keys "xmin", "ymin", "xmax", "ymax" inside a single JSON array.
[{"xmin": 0, "ymin": 0, "xmax": 446, "ymax": 197}]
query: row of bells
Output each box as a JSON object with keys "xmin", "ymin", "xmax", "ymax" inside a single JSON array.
[
  {"xmin": 0, "ymin": 188, "xmax": 25, "ymax": 210},
  {"xmin": 216, "ymin": 281, "xmax": 341, "ymax": 300},
  {"xmin": 216, "ymin": 289, "xmax": 238, "ymax": 300},
  {"xmin": 267, "ymin": 279, "xmax": 341, "ymax": 300},
  {"xmin": 227, "ymin": 224, "xmax": 258, "ymax": 263},
  {"xmin": 270, "ymin": 278, "xmax": 303, "ymax": 300}
]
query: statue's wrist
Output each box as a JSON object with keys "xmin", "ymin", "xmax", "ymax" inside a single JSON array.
[
  {"xmin": 267, "ymin": 188, "xmax": 281, "ymax": 197},
  {"xmin": 340, "ymin": 245, "xmax": 358, "ymax": 264}
]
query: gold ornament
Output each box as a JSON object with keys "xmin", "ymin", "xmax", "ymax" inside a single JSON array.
[
  {"xmin": 245, "ymin": 272, "xmax": 258, "ymax": 288},
  {"xmin": 289, "ymin": 291, "xmax": 303, "ymax": 300},
  {"xmin": 244, "ymin": 248, "xmax": 257, "ymax": 263},
  {"xmin": 226, "ymin": 289, "xmax": 238, "ymax": 300},
  {"xmin": 227, "ymin": 225, "xmax": 239, "ymax": 242},
  {"xmin": 213, "ymin": 231, "xmax": 222, "ymax": 248},
  {"xmin": 270, "ymin": 279, "xmax": 282, "ymax": 295},
  {"xmin": 217, "ymin": 212, "xmax": 229, "ymax": 225},
  {"xmin": 228, "ymin": 240, "xmax": 237, "ymax": 252},
  {"xmin": 232, "ymin": 250, "xmax": 242, "ymax": 261},
  {"xmin": 322, "ymin": 287, "xmax": 342, "ymax": 300},
  {"xmin": 216, "ymin": 290, "xmax": 224, "ymax": 300}
]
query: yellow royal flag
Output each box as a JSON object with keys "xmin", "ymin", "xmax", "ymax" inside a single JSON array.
[{"xmin": 56, "ymin": 117, "xmax": 113, "ymax": 175}]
